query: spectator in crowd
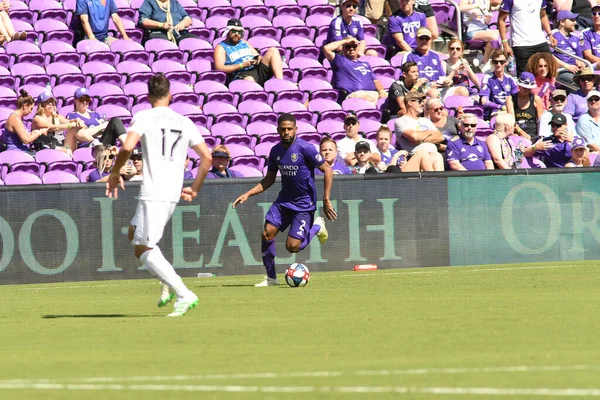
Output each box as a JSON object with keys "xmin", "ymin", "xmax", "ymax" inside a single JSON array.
[
  {"xmin": 31, "ymin": 92, "xmax": 79, "ymax": 154},
  {"xmin": 506, "ymin": 72, "xmax": 544, "ymax": 140},
  {"xmin": 336, "ymin": 112, "xmax": 380, "ymax": 165},
  {"xmin": 387, "ymin": 61, "xmax": 428, "ymax": 116},
  {"xmin": 563, "ymin": 68, "xmax": 600, "ymax": 119},
  {"xmin": 350, "ymin": 140, "xmax": 381, "ymax": 174},
  {"xmin": 498, "ymin": 0, "xmax": 556, "ymax": 76},
  {"xmin": 214, "ymin": 19, "xmax": 283, "ymax": 86},
  {"xmin": 3, "ymin": 90, "xmax": 48, "ymax": 152},
  {"xmin": 582, "ymin": 4, "xmax": 600, "ymax": 68},
  {"xmin": 554, "ymin": 0, "xmax": 596, "ymax": 30},
  {"xmin": 526, "ymin": 52, "xmax": 558, "ymax": 110},
  {"xmin": 316, "ymin": 137, "xmax": 352, "ymax": 175},
  {"xmin": 480, "ymin": 49, "xmax": 518, "ymax": 117},
  {"xmin": 444, "ymin": 38, "xmax": 480, "ymax": 97},
  {"xmin": 414, "ymin": 0, "xmax": 440, "ymax": 40},
  {"xmin": 552, "ymin": 10, "xmax": 585, "ymax": 85},
  {"xmin": 326, "ymin": 0, "xmax": 377, "ymax": 57},
  {"xmin": 323, "ymin": 37, "xmax": 387, "ymax": 105},
  {"xmin": 75, "ymin": 0, "xmax": 131, "ymax": 44},
  {"xmin": 446, "ymin": 114, "xmax": 494, "ymax": 171},
  {"xmin": 0, "ymin": 2, "xmax": 26, "ymax": 43},
  {"xmin": 207, "ymin": 145, "xmax": 244, "ymax": 178},
  {"xmin": 383, "ymin": 0, "xmax": 428, "ymax": 52},
  {"xmin": 89, "ymin": 145, "xmax": 135, "ymax": 182},
  {"xmin": 459, "ymin": 0, "xmax": 501, "ymax": 73},
  {"xmin": 538, "ymin": 89, "xmax": 576, "ymax": 139},
  {"xmin": 576, "ymin": 90, "xmax": 600, "ymax": 151},
  {"xmin": 184, "ymin": 155, "xmax": 194, "ymax": 180},
  {"xmin": 65, "ymin": 88, "xmax": 127, "ymax": 151},
  {"xmin": 394, "ymin": 91, "xmax": 445, "ymax": 170},
  {"xmin": 425, "ymin": 97, "xmax": 459, "ymax": 151},
  {"xmin": 375, "ymin": 126, "xmax": 399, "ymax": 166},
  {"xmin": 138, "ymin": 0, "xmax": 196, "ymax": 44},
  {"xmin": 565, "ymin": 137, "xmax": 591, "ymax": 167},
  {"xmin": 524, "ymin": 113, "xmax": 574, "ymax": 167},
  {"xmin": 128, "ymin": 148, "xmax": 144, "ymax": 181},
  {"xmin": 486, "ymin": 111, "xmax": 520, "ymax": 169}
]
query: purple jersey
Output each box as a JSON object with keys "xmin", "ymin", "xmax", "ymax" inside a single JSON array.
[
  {"xmin": 378, "ymin": 147, "xmax": 398, "ymax": 164},
  {"xmin": 552, "ymin": 30, "xmax": 582, "ymax": 65},
  {"xmin": 66, "ymin": 110, "xmax": 102, "ymax": 128},
  {"xmin": 582, "ymin": 28, "xmax": 600, "ymax": 57},
  {"xmin": 331, "ymin": 54, "xmax": 377, "ymax": 93},
  {"xmin": 326, "ymin": 16, "xmax": 365, "ymax": 44},
  {"xmin": 315, "ymin": 157, "xmax": 352, "ymax": 175},
  {"xmin": 88, "ymin": 168, "xmax": 110, "ymax": 182},
  {"xmin": 446, "ymin": 136, "xmax": 491, "ymax": 170},
  {"xmin": 268, "ymin": 137, "xmax": 325, "ymax": 211},
  {"xmin": 385, "ymin": 10, "xmax": 426, "ymax": 49},
  {"xmin": 480, "ymin": 73, "xmax": 518, "ymax": 106},
  {"xmin": 405, "ymin": 50, "xmax": 445, "ymax": 82},
  {"xmin": 535, "ymin": 136, "xmax": 572, "ymax": 167}
]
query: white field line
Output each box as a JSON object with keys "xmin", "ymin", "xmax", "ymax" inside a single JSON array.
[
  {"xmin": 13, "ymin": 264, "xmax": 591, "ymax": 291},
  {"xmin": 0, "ymin": 382, "xmax": 600, "ymax": 396}
]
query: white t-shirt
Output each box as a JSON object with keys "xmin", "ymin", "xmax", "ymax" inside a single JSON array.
[
  {"xmin": 500, "ymin": 0, "xmax": 547, "ymax": 47},
  {"xmin": 336, "ymin": 136, "xmax": 377, "ymax": 160},
  {"xmin": 130, "ymin": 106, "xmax": 204, "ymax": 202},
  {"xmin": 394, "ymin": 116, "xmax": 437, "ymax": 152}
]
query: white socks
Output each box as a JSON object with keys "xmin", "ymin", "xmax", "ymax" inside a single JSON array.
[{"xmin": 140, "ymin": 247, "xmax": 193, "ymax": 299}]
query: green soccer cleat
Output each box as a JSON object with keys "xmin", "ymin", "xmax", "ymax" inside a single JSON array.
[
  {"xmin": 314, "ymin": 216, "xmax": 328, "ymax": 245},
  {"xmin": 157, "ymin": 284, "xmax": 175, "ymax": 308},
  {"xmin": 167, "ymin": 295, "xmax": 199, "ymax": 317}
]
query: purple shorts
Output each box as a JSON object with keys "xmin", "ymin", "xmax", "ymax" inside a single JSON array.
[{"xmin": 265, "ymin": 203, "xmax": 314, "ymax": 241}]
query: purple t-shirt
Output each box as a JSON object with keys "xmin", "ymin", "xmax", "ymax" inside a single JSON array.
[
  {"xmin": 446, "ymin": 136, "xmax": 491, "ymax": 170},
  {"xmin": 66, "ymin": 110, "xmax": 102, "ymax": 128},
  {"xmin": 326, "ymin": 16, "xmax": 365, "ymax": 44},
  {"xmin": 378, "ymin": 148, "xmax": 398, "ymax": 164},
  {"xmin": 552, "ymin": 30, "xmax": 582, "ymax": 65},
  {"xmin": 535, "ymin": 136, "xmax": 572, "ymax": 167},
  {"xmin": 206, "ymin": 168, "xmax": 243, "ymax": 178},
  {"xmin": 184, "ymin": 170, "xmax": 194, "ymax": 180},
  {"xmin": 563, "ymin": 90, "xmax": 589, "ymax": 119},
  {"xmin": 405, "ymin": 50, "xmax": 445, "ymax": 82},
  {"xmin": 315, "ymin": 157, "xmax": 352, "ymax": 175},
  {"xmin": 331, "ymin": 54, "xmax": 377, "ymax": 93},
  {"xmin": 582, "ymin": 28, "xmax": 600, "ymax": 57},
  {"xmin": 480, "ymin": 73, "xmax": 518, "ymax": 107},
  {"xmin": 88, "ymin": 168, "xmax": 110, "ymax": 182},
  {"xmin": 268, "ymin": 137, "xmax": 325, "ymax": 211},
  {"xmin": 384, "ymin": 10, "xmax": 426, "ymax": 49}
]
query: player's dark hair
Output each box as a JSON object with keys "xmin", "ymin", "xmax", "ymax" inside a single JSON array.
[
  {"xmin": 148, "ymin": 73, "xmax": 170, "ymax": 99},
  {"xmin": 277, "ymin": 113, "xmax": 296, "ymax": 127},
  {"xmin": 17, "ymin": 89, "xmax": 34, "ymax": 109}
]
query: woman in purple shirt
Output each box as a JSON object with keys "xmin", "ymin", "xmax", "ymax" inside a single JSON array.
[{"xmin": 3, "ymin": 90, "xmax": 48, "ymax": 152}]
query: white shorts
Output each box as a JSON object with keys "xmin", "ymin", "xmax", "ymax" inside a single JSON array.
[{"xmin": 130, "ymin": 200, "xmax": 177, "ymax": 247}]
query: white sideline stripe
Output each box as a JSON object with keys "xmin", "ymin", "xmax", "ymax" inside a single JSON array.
[
  {"xmin": 0, "ymin": 383, "xmax": 599, "ymax": 396},
  {"xmin": 2, "ymin": 365, "xmax": 597, "ymax": 385}
]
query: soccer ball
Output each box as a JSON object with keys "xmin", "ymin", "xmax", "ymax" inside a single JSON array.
[{"xmin": 285, "ymin": 263, "xmax": 310, "ymax": 287}]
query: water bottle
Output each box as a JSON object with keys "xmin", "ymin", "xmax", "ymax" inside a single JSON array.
[
  {"xmin": 507, "ymin": 56, "xmax": 516, "ymax": 76},
  {"xmin": 45, "ymin": 82, "xmax": 51, "ymax": 93},
  {"xmin": 102, "ymin": 113, "xmax": 108, "ymax": 123},
  {"xmin": 34, "ymin": 37, "xmax": 39, "ymax": 47},
  {"xmin": 197, "ymin": 273, "xmax": 216, "ymax": 278},
  {"xmin": 514, "ymin": 147, "xmax": 523, "ymax": 168}
]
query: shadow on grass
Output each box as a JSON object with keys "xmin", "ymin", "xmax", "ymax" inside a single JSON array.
[
  {"xmin": 220, "ymin": 284, "xmax": 258, "ymax": 288},
  {"xmin": 42, "ymin": 314, "xmax": 155, "ymax": 319}
]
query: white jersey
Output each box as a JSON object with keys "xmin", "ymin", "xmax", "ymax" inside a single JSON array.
[{"xmin": 130, "ymin": 106, "xmax": 204, "ymax": 202}]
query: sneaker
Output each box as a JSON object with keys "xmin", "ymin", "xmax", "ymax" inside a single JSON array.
[
  {"xmin": 254, "ymin": 276, "xmax": 279, "ymax": 287},
  {"xmin": 167, "ymin": 294, "xmax": 199, "ymax": 317},
  {"xmin": 479, "ymin": 61, "xmax": 492, "ymax": 74},
  {"xmin": 314, "ymin": 216, "xmax": 328, "ymax": 245},
  {"xmin": 157, "ymin": 284, "xmax": 175, "ymax": 308}
]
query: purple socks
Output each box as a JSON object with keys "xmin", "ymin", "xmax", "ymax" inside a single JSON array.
[{"xmin": 262, "ymin": 239, "xmax": 277, "ymax": 279}]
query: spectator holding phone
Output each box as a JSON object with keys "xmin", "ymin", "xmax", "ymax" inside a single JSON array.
[{"xmin": 523, "ymin": 113, "xmax": 574, "ymax": 167}]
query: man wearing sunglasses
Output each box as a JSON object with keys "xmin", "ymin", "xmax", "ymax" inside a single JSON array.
[
  {"xmin": 537, "ymin": 89, "xmax": 576, "ymax": 141},
  {"xmin": 551, "ymin": 10, "xmax": 585, "ymax": 85},
  {"xmin": 323, "ymin": 37, "xmax": 387, "ymax": 105},
  {"xmin": 523, "ymin": 112, "xmax": 575, "ymax": 168},
  {"xmin": 447, "ymin": 114, "xmax": 494, "ymax": 171},
  {"xmin": 576, "ymin": 90, "xmax": 600, "ymax": 152},
  {"xmin": 564, "ymin": 67, "xmax": 600, "ymax": 119},
  {"xmin": 214, "ymin": 18, "xmax": 284, "ymax": 87},
  {"xmin": 480, "ymin": 48, "xmax": 518, "ymax": 118},
  {"xmin": 325, "ymin": 0, "xmax": 376, "ymax": 57},
  {"xmin": 582, "ymin": 5, "xmax": 600, "ymax": 68}
]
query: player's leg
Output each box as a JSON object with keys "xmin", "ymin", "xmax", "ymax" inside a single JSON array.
[
  {"xmin": 287, "ymin": 211, "xmax": 327, "ymax": 253},
  {"xmin": 255, "ymin": 203, "xmax": 285, "ymax": 286}
]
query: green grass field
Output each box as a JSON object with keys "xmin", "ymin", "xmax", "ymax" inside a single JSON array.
[{"xmin": 1, "ymin": 262, "xmax": 599, "ymax": 399}]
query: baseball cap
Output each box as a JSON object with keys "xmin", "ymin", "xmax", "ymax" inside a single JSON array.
[
  {"xmin": 572, "ymin": 137, "xmax": 586, "ymax": 150},
  {"xmin": 586, "ymin": 90, "xmax": 600, "ymax": 99},
  {"xmin": 556, "ymin": 10, "xmax": 578, "ymax": 20},
  {"xmin": 212, "ymin": 151, "xmax": 230, "ymax": 158},
  {"xmin": 344, "ymin": 112, "xmax": 358, "ymax": 123},
  {"xmin": 551, "ymin": 89, "xmax": 567, "ymax": 98},
  {"xmin": 37, "ymin": 91, "xmax": 54, "ymax": 104},
  {"xmin": 593, "ymin": 4, "xmax": 600, "ymax": 9},
  {"xmin": 131, "ymin": 148, "xmax": 142, "ymax": 158},
  {"xmin": 517, "ymin": 72, "xmax": 536, "ymax": 89},
  {"xmin": 226, "ymin": 19, "xmax": 243, "ymax": 29},
  {"xmin": 416, "ymin": 27, "xmax": 432, "ymax": 38},
  {"xmin": 340, "ymin": 0, "xmax": 359, "ymax": 4},
  {"xmin": 549, "ymin": 113, "xmax": 567, "ymax": 126},
  {"xmin": 74, "ymin": 87, "xmax": 90, "ymax": 99},
  {"xmin": 355, "ymin": 140, "xmax": 371, "ymax": 152}
]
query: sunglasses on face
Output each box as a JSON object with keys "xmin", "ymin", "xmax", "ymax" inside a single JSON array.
[
  {"xmin": 449, "ymin": 46, "xmax": 462, "ymax": 51},
  {"xmin": 345, "ymin": 3, "xmax": 357, "ymax": 8},
  {"xmin": 552, "ymin": 96, "xmax": 566, "ymax": 102},
  {"xmin": 429, "ymin": 107, "xmax": 444, "ymax": 112},
  {"xmin": 593, "ymin": 11, "xmax": 600, "ymax": 16},
  {"xmin": 345, "ymin": 120, "xmax": 357, "ymax": 125},
  {"xmin": 411, "ymin": 99, "xmax": 425, "ymax": 104},
  {"xmin": 588, "ymin": 96, "xmax": 600, "ymax": 103},
  {"xmin": 492, "ymin": 59, "xmax": 506, "ymax": 65},
  {"xmin": 580, "ymin": 76, "xmax": 595, "ymax": 82},
  {"xmin": 417, "ymin": 36, "xmax": 431, "ymax": 41},
  {"xmin": 78, "ymin": 97, "xmax": 91, "ymax": 103},
  {"xmin": 131, "ymin": 156, "xmax": 142, "ymax": 161},
  {"xmin": 344, "ymin": 44, "xmax": 357, "ymax": 50},
  {"xmin": 230, "ymin": 29, "xmax": 244, "ymax": 35},
  {"xmin": 103, "ymin": 153, "xmax": 115, "ymax": 160},
  {"xmin": 463, "ymin": 123, "xmax": 477, "ymax": 128}
]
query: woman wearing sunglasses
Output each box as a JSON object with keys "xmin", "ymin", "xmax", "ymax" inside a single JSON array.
[
  {"xmin": 563, "ymin": 67, "xmax": 600, "ymax": 119},
  {"xmin": 444, "ymin": 38, "xmax": 479, "ymax": 98},
  {"xmin": 88, "ymin": 145, "xmax": 135, "ymax": 182}
]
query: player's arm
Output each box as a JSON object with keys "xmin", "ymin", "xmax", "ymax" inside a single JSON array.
[
  {"xmin": 317, "ymin": 161, "xmax": 337, "ymax": 222},
  {"xmin": 106, "ymin": 130, "xmax": 140, "ymax": 198},
  {"xmin": 232, "ymin": 170, "xmax": 277, "ymax": 208},
  {"xmin": 181, "ymin": 142, "xmax": 212, "ymax": 202}
]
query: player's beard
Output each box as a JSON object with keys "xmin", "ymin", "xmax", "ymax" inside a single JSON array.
[{"xmin": 281, "ymin": 135, "xmax": 294, "ymax": 145}]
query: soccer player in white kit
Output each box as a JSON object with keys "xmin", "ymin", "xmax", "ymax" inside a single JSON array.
[{"xmin": 106, "ymin": 74, "xmax": 212, "ymax": 317}]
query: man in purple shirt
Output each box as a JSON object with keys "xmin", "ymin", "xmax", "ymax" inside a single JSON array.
[
  {"xmin": 480, "ymin": 49, "xmax": 518, "ymax": 117},
  {"xmin": 446, "ymin": 114, "xmax": 494, "ymax": 171},
  {"xmin": 564, "ymin": 68, "xmax": 600, "ymax": 119},
  {"xmin": 552, "ymin": 10, "xmax": 585, "ymax": 86},
  {"xmin": 582, "ymin": 5, "xmax": 600, "ymax": 66},
  {"xmin": 326, "ymin": 0, "xmax": 377, "ymax": 57},
  {"xmin": 401, "ymin": 27, "xmax": 445, "ymax": 85},
  {"xmin": 233, "ymin": 113, "xmax": 337, "ymax": 287},
  {"xmin": 323, "ymin": 37, "xmax": 387, "ymax": 104},
  {"xmin": 523, "ymin": 113, "xmax": 574, "ymax": 167},
  {"xmin": 383, "ymin": 0, "xmax": 427, "ymax": 52}
]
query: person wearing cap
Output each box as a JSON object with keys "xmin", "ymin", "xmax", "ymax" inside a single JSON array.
[
  {"xmin": 138, "ymin": 0, "xmax": 196, "ymax": 44},
  {"xmin": 565, "ymin": 137, "xmax": 591, "ymax": 167},
  {"xmin": 564, "ymin": 67, "xmax": 600, "ymax": 119},
  {"xmin": 446, "ymin": 113, "xmax": 494, "ymax": 171},
  {"xmin": 498, "ymin": 0, "xmax": 556, "ymax": 77},
  {"xmin": 526, "ymin": 52, "xmax": 558, "ymax": 110},
  {"xmin": 555, "ymin": 0, "xmax": 596, "ymax": 30},
  {"xmin": 523, "ymin": 112, "xmax": 574, "ymax": 167},
  {"xmin": 383, "ymin": 0, "xmax": 428, "ymax": 52},
  {"xmin": 325, "ymin": 0, "xmax": 377, "ymax": 57},
  {"xmin": 74, "ymin": 0, "xmax": 131, "ymax": 45},
  {"xmin": 316, "ymin": 137, "xmax": 352, "ymax": 175},
  {"xmin": 336, "ymin": 112, "xmax": 380, "ymax": 165},
  {"xmin": 214, "ymin": 19, "xmax": 283, "ymax": 87},
  {"xmin": 350, "ymin": 140, "xmax": 381, "ymax": 174},
  {"xmin": 551, "ymin": 10, "xmax": 585, "ymax": 85},
  {"xmin": 3, "ymin": 90, "xmax": 48, "ymax": 152},
  {"xmin": 537, "ymin": 89, "xmax": 576, "ymax": 140},
  {"xmin": 206, "ymin": 145, "xmax": 244, "ymax": 178},
  {"xmin": 394, "ymin": 91, "xmax": 445, "ymax": 170},
  {"xmin": 486, "ymin": 112, "xmax": 521, "ymax": 169},
  {"xmin": 576, "ymin": 89, "xmax": 600, "ymax": 151},
  {"xmin": 323, "ymin": 37, "xmax": 387, "ymax": 105},
  {"xmin": 480, "ymin": 48, "xmax": 518, "ymax": 118},
  {"xmin": 582, "ymin": 4, "xmax": 600, "ymax": 68},
  {"xmin": 32, "ymin": 91, "xmax": 81, "ymax": 153},
  {"xmin": 505, "ymin": 72, "xmax": 544, "ymax": 140},
  {"xmin": 128, "ymin": 148, "xmax": 144, "ymax": 181},
  {"xmin": 65, "ymin": 87, "xmax": 128, "ymax": 151}
]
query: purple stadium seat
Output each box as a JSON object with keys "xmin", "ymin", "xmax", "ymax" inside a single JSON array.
[
  {"xmin": 229, "ymin": 80, "xmax": 269, "ymax": 103},
  {"xmin": 81, "ymin": 61, "xmax": 121, "ymax": 86},
  {"xmin": 231, "ymin": 155, "xmax": 263, "ymax": 169},
  {"xmin": 132, "ymin": 103, "xmax": 152, "ymax": 115},
  {"xmin": 145, "ymin": 39, "xmax": 185, "ymax": 64},
  {"xmin": 8, "ymin": 4, "xmax": 34, "ymax": 25},
  {"xmin": 342, "ymin": 98, "xmax": 376, "ymax": 111},
  {"xmin": 40, "ymin": 41, "xmax": 81, "ymax": 66},
  {"xmin": 520, "ymin": 157, "xmax": 546, "ymax": 169},
  {"xmin": 281, "ymin": 35, "xmax": 314, "ymax": 49},
  {"xmin": 179, "ymin": 38, "xmax": 213, "ymax": 62},
  {"xmin": 116, "ymin": 61, "xmax": 152, "ymax": 83},
  {"xmin": 444, "ymin": 95, "xmax": 474, "ymax": 110},
  {"xmin": 79, "ymin": 169, "xmax": 94, "ymax": 182},
  {"xmin": 76, "ymin": 40, "xmax": 117, "ymax": 65},
  {"xmin": 73, "ymin": 147, "xmax": 94, "ymax": 165},
  {"xmin": 42, "ymin": 170, "xmax": 80, "ymax": 184},
  {"xmin": 171, "ymin": 83, "xmax": 200, "ymax": 105},
  {"xmin": 96, "ymin": 104, "xmax": 131, "ymax": 119},
  {"xmin": 306, "ymin": 4, "xmax": 335, "ymax": 18},
  {"xmin": 194, "ymin": 81, "xmax": 235, "ymax": 104},
  {"xmin": 35, "ymin": 149, "xmax": 78, "ymax": 176},
  {"xmin": 110, "ymin": 40, "xmax": 151, "ymax": 65},
  {"xmin": 151, "ymin": 60, "xmax": 191, "ymax": 84},
  {"xmin": 297, "ymin": 132, "xmax": 322, "ymax": 144},
  {"xmin": 4, "ymin": 171, "xmax": 42, "ymax": 185},
  {"xmin": 228, "ymin": 144, "xmax": 257, "ymax": 158},
  {"xmin": 298, "ymin": 78, "xmax": 337, "ymax": 101},
  {"xmin": 211, "ymin": 122, "xmax": 246, "ymax": 138},
  {"xmin": 238, "ymin": 100, "xmax": 273, "ymax": 114},
  {"xmin": 203, "ymin": 101, "xmax": 237, "ymax": 116},
  {"xmin": 241, "ymin": 15, "xmax": 272, "ymax": 29},
  {"xmin": 89, "ymin": 83, "xmax": 130, "ymax": 108},
  {"xmin": 29, "ymin": 0, "xmax": 69, "ymax": 22},
  {"xmin": 242, "ymin": 6, "xmax": 272, "ymax": 20},
  {"xmin": 11, "ymin": 63, "xmax": 50, "ymax": 87},
  {"xmin": 308, "ymin": 99, "xmax": 341, "ymax": 113},
  {"xmin": 186, "ymin": 60, "xmax": 212, "ymax": 78},
  {"xmin": 46, "ymin": 62, "xmax": 86, "ymax": 86},
  {"xmin": 265, "ymin": 0, "xmax": 296, "ymax": 5},
  {"xmin": 359, "ymin": 56, "xmax": 390, "ymax": 68},
  {"xmin": 229, "ymin": 165, "xmax": 263, "ymax": 177},
  {"xmin": 272, "ymin": 99, "xmax": 307, "ymax": 113},
  {"xmin": 305, "ymin": 14, "xmax": 332, "ymax": 28},
  {"xmin": 205, "ymin": 15, "xmax": 232, "ymax": 30},
  {"xmin": 0, "ymin": 150, "xmax": 39, "ymax": 179},
  {"xmin": 170, "ymin": 102, "xmax": 203, "ymax": 117},
  {"xmin": 52, "ymin": 83, "xmax": 80, "ymax": 100},
  {"xmin": 11, "ymin": 20, "xmax": 36, "ymax": 43},
  {"xmin": 274, "ymin": 4, "xmax": 304, "ymax": 19},
  {"xmin": 254, "ymin": 140, "xmax": 276, "ymax": 157},
  {"xmin": 248, "ymin": 36, "xmax": 281, "ymax": 51},
  {"xmin": 6, "ymin": 41, "xmax": 45, "ymax": 68},
  {"xmin": 34, "ymin": 19, "xmax": 74, "ymax": 44},
  {"xmin": 316, "ymin": 119, "xmax": 344, "ymax": 135},
  {"xmin": 264, "ymin": 78, "xmax": 304, "ymax": 102},
  {"xmin": 246, "ymin": 121, "xmax": 278, "ymax": 137},
  {"xmin": 272, "ymin": 15, "xmax": 304, "ymax": 28},
  {"xmin": 288, "ymin": 58, "xmax": 327, "ymax": 81}
]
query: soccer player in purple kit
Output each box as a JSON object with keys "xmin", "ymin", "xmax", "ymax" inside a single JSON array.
[{"xmin": 232, "ymin": 113, "xmax": 338, "ymax": 287}]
